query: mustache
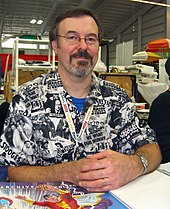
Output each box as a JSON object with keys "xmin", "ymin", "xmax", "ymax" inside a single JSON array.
[{"xmin": 70, "ymin": 50, "xmax": 93, "ymax": 60}]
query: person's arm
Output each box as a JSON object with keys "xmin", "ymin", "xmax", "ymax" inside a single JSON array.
[
  {"xmin": 76, "ymin": 143, "xmax": 162, "ymax": 192},
  {"xmin": 9, "ymin": 143, "xmax": 161, "ymax": 192},
  {"xmin": 8, "ymin": 158, "xmax": 87, "ymax": 183},
  {"xmin": 133, "ymin": 143, "xmax": 162, "ymax": 175}
]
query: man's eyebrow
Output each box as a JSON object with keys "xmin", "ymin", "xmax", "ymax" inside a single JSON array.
[
  {"xmin": 86, "ymin": 33, "xmax": 98, "ymax": 37},
  {"xmin": 65, "ymin": 31, "xmax": 98, "ymax": 37},
  {"xmin": 65, "ymin": 31, "xmax": 78, "ymax": 35}
]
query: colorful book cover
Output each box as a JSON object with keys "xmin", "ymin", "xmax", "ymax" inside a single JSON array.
[{"xmin": 0, "ymin": 181, "xmax": 130, "ymax": 209}]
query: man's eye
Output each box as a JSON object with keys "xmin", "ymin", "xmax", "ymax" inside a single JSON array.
[
  {"xmin": 67, "ymin": 35, "xmax": 78, "ymax": 41},
  {"xmin": 86, "ymin": 37, "xmax": 96, "ymax": 42}
]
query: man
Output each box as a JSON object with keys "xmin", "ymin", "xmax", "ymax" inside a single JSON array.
[
  {"xmin": 16, "ymin": 193, "xmax": 83, "ymax": 209},
  {"xmin": 148, "ymin": 56, "xmax": 170, "ymax": 163},
  {"xmin": 0, "ymin": 8, "xmax": 161, "ymax": 191},
  {"xmin": 16, "ymin": 184, "xmax": 111, "ymax": 209}
]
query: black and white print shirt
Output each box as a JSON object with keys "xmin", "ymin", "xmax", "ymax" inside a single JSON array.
[{"xmin": 0, "ymin": 71, "xmax": 157, "ymax": 166}]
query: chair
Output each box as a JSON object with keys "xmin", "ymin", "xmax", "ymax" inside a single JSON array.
[
  {"xmin": 0, "ymin": 101, "xmax": 10, "ymax": 135},
  {"xmin": 0, "ymin": 101, "xmax": 10, "ymax": 181}
]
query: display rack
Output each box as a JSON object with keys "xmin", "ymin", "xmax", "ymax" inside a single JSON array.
[{"xmin": 12, "ymin": 37, "xmax": 55, "ymax": 91}]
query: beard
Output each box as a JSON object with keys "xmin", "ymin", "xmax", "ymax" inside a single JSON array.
[
  {"xmin": 70, "ymin": 60, "xmax": 93, "ymax": 78},
  {"xmin": 69, "ymin": 51, "xmax": 95, "ymax": 78}
]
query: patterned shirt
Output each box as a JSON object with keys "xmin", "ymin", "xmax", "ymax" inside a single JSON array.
[{"xmin": 0, "ymin": 71, "xmax": 157, "ymax": 166}]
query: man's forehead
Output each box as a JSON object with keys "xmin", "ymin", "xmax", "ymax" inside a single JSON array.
[{"xmin": 59, "ymin": 15, "xmax": 98, "ymax": 32}]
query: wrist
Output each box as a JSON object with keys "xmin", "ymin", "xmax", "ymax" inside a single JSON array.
[{"xmin": 135, "ymin": 153, "xmax": 148, "ymax": 175}]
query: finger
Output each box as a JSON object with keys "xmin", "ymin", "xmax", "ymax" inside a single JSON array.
[
  {"xmin": 86, "ymin": 178, "xmax": 120, "ymax": 192},
  {"xmin": 79, "ymin": 178, "xmax": 106, "ymax": 188},
  {"xmin": 78, "ymin": 167, "xmax": 108, "ymax": 181},
  {"xmin": 86, "ymin": 185, "xmax": 112, "ymax": 192},
  {"xmin": 80, "ymin": 158, "xmax": 108, "ymax": 173},
  {"xmin": 79, "ymin": 178, "xmax": 111, "ymax": 192},
  {"xmin": 87, "ymin": 151, "xmax": 108, "ymax": 159},
  {"xmin": 87, "ymin": 150, "xmax": 114, "ymax": 160}
]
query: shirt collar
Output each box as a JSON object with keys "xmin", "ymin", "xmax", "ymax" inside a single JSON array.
[{"xmin": 49, "ymin": 71, "xmax": 102, "ymax": 99}]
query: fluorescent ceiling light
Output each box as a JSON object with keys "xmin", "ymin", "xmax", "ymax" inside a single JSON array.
[
  {"xmin": 30, "ymin": 19, "xmax": 43, "ymax": 24},
  {"xmin": 37, "ymin": 20, "xmax": 43, "ymax": 24},
  {"xmin": 130, "ymin": 0, "xmax": 170, "ymax": 7},
  {"xmin": 30, "ymin": 19, "xmax": 37, "ymax": 24}
]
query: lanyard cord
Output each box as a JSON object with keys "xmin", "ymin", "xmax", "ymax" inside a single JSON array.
[{"xmin": 59, "ymin": 93, "xmax": 93, "ymax": 141}]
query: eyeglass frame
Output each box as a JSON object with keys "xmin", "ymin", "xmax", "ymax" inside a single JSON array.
[{"xmin": 56, "ymin": 33, "xmax": 99, "ymax": 46}]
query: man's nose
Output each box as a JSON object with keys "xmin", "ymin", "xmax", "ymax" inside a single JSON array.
[{"xmin": 77, "ymin": 38, "xmax": 88, "ymax": 50}]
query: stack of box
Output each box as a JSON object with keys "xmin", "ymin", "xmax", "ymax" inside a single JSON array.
[{"xmin": 4, "ymin": 71, "xmax": 14, "ymax": 103}]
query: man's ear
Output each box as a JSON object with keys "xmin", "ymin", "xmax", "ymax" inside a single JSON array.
[{"xmin": 51, "ymin": 40, "xmax": 58, "ymax": 54}]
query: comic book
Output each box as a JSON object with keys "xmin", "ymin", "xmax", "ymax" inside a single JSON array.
[{"xmin": 0, "ymin": 181, "xmax": 131, "ymax": 209}]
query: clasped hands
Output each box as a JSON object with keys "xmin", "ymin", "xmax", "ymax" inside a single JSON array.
[{"xmin": 66, "ymin": 150, "xmax": 140, "ymax": 192}]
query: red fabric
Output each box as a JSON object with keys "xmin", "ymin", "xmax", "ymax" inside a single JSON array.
[
  {"xmin": 61, "ymin": 193, "xmax": 79, "ymax": 209},
  {"xmin": 146, "ymin": 39, "xmax": 170, "ymax": 52},
  {"xmin": 0, "ymin": 54, "xmax": 58, "ymax": 76}
]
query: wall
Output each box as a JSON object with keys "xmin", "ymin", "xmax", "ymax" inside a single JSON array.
[{"xmin": 104, "ymin": 5, "xmax": 166, "ymax": 66}]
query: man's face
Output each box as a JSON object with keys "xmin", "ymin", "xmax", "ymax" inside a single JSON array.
[
  {"xmin": 11, "ymin": 124, "xmax": 15, "ymax": 130},
  {"xmin": 45, "ymin": 194, "xmax": 60, "ymax": 202},
  {"xmin": 34, "ymin": 130, "xmax": 43, "ymax": 139},
  {"xmin": 52, "ymin": 15, "xmax": 99, "ymax": 78},
  {"xmin": 25, "ymin": 141, "xmax": 31, "ymax": 148},
  {"xmin": 55, "ymin": 100, "xmax": 61, "ymax": 111},
  {"xmin": 19, "ymin": 120, "xmax": 24, "ymax": 126}
]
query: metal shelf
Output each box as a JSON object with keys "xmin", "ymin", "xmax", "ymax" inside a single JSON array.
[{"xmin": 12, "ymin": 37, "xmax": 55, "ymax": 91}]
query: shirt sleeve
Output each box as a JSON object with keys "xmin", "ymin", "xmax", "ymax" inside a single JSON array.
[
  {"xmin": 0, "ymin": 165, "xmax": 8, "ymax": 181},
  {"xmin": 0, "ymin": 93, "xmax": 33, "ymax": 166},
  {"xmin": 117, "ymin": 101, "xmax": 157, "ymax": 154}
]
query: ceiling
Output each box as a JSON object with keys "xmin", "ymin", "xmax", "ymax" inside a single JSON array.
[{"xmin": 0, "ymin": 0, "xmax": 165, "ymax": 42}]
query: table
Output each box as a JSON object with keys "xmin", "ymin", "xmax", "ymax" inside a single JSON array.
[{"xmin": 111, "ymin": 166, "xmax": 170, "ymax": 209}]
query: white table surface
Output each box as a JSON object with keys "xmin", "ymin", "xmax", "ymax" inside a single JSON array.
[{"xmin": 110, "ymin": 165, "xmax": 170, "ymax": 209}]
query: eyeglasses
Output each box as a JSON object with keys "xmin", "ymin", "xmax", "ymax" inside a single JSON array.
[{"xmin": 56, "ymin": 34, "xmax": 99, "ymax": 45}]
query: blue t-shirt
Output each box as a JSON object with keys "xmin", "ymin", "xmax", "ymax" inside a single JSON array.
[{"xmin": 71, "ymin": 96, "xmax": 86, "ymax": 113}]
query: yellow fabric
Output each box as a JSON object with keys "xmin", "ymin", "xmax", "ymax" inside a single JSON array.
[{"xmin": 24, "ymin": 199, "xmax": 35, "ymax": 205}]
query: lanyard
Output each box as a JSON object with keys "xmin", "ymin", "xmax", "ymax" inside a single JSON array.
[{"xmin": 59, "ymin": 93, "xmax": 93, "ymax": 141}]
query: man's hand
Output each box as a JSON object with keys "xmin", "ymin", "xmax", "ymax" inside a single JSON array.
[
  {"xmin": 75, "ymin": 142, "xmax": 162, "ymax": 192},
  {"xmin": 73, "ymin": 150, "xmax": 139, "ymax": 192}
]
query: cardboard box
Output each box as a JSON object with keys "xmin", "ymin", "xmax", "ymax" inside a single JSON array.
[
  {"xmin": 4, "ymin": 70, "xmax": 49, "ymax": 102},
  {"xmin": 18, "ymin": 69, "xmax": 48, "ymax": 85}
]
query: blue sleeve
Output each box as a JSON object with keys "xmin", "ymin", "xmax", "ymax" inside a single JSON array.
[{"xmin": 0, "ymin": 166, "xmax": 8, "ymax": 181}]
